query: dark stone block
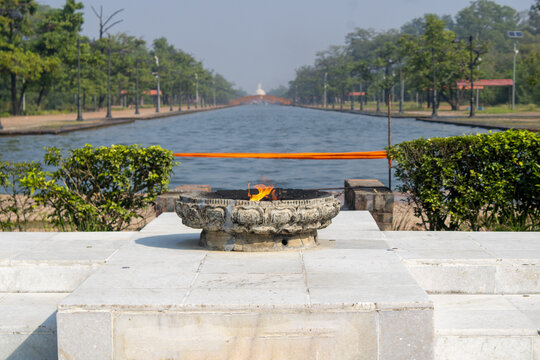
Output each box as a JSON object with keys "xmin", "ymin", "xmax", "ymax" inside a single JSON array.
[{"xmin": 345, "ymin": 179, "xmax": 394, "ymax": 231}]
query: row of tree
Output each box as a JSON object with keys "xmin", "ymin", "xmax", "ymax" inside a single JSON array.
[
  {"xmin": 0, "ymin": 0, "xmax": 245, "ymax": 116},
  {"xmin": 286, "ymin": 0, "xmax": 540, "ymax": 114}
]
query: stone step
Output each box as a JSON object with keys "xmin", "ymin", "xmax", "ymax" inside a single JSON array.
[
  {"xmin": 384, "ymin": 231, "xmax": 540, "ymax": 294},
  {"xmin": 0, "ymin": 232, "xmax": 133, "ymax": 292},
  {"xmin": 0, "ymin": 293, "xmax": 68, "ymax": 360},
  {"xmin": 432, "ymin": 294, "xmax": 540, "ymax": 360}
]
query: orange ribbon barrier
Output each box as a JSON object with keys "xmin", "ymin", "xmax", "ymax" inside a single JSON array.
[{"xmin": 173, "ymin": 151, "xmax": 387, "ymax": 160}]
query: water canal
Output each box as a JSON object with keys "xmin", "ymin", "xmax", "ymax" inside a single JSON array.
[{"xmin": 0, "ymin": 105, "xmax": 492, "ymax": 189}]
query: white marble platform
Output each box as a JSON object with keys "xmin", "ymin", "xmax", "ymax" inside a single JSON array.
[
  {"xmin": 57, "ymin": 211, "xmax": 433, "ymax": 360},
  {"xmin": 0, "ymin": 211, "xmax": 539, "ymax": 360}
]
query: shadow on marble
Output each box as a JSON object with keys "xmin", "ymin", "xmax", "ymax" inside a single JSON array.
[
  {"xmin": 4, "ymin": 316, "xmax": 57, "ymax": 360},
  {"xmin": 134, "ymin": 233, "xmax": 202, "ymax": 251}
]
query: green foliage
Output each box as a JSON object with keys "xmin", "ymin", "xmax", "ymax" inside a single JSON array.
[
  {"xmin": 453, "ymin": 0, "xmax": 517, "ymax": 53},
  {"xmin": 26, "ymin": 144, "xmax": 176, "ymax": 231},
  {"xmin": 516, "ymin": 50, "xmax": 540, "ymax": 104},
  {"xmin": 289, "ymin": 0, "xmax": 540, "ymax": 109},
  {"xmin": 287, "ymin": 65, "xmax": 321, "ymax": 104},
  {"xmin": 0, "ymin": 1, "xmax": 241, "ymax": 115},
  {"xmin": 388, "ymin": 130, "xmax": 540, "ymax": 231},
  {"xmin": 401, "ymin": 14, "xmax": 480, "ymax": 111},
  {"xmin": 0, "ymin": 160, "xmax": 41, "ymax": 231},
  {"xmin": 315, "ymin": 46, "xmax": 354, "ymax": 108}
]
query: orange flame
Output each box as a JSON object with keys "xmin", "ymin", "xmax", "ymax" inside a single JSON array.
[{"xmin": 248, "ymin": 183, "xmax": 275, "ymax": 201}]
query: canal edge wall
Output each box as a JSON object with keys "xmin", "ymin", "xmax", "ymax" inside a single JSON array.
[
  {"xmin": 0, "ymin": 105, "xmax": 237, "ymax": 136},
  {"xmin": 294, "ymin": 104, "xmax": 539, "ymax": 132}
]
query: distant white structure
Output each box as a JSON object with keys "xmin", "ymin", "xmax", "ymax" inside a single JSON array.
[{"xmin": 255, "ymin": 83, "xmax": 266, "ymax": 96}]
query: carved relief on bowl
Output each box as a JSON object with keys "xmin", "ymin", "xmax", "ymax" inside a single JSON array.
[{"xmin": 176, "ymin": 192, "xmax": 340, "ymax": 236}]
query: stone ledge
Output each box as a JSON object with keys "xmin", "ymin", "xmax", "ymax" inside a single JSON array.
[
  {"xmin": 385, "ymin": 231, "xmax": 540, "ymax": 295},
  {"xmin": 432, "ymin": 294, "xmax": 540, "ymax": 360},
  {"xmin": 344, "ymin": 179, "xmax": 394, "ymax": 231}
]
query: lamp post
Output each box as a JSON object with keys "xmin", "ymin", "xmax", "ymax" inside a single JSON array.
[
  {"xmin": 387, "ymin": 91, "xmax": 392, "ymax": 190},
  {"xmin": 476, "ymin": 57, "xmax": 481, "ymax": 110},
  {"xmin": 77, "ymin": 37, "xmax": 83, "ymax": 121},
  {"xmin": 178, "ymin": 74, "xmax": 182, "ymax": 112},
  {"xmin": 212, "ymin": 79, "xmax": 216, "ymax": 107},
  {"xmin": 359, "ymin": 82, "xmax": 364, "ymax": 112},
  {"xmin": 195, "ymin": 73, "xmax": 199, "ymax": 109},
  {"xmin": 512, "ymin": 40, "xmax": 520, "ymax": 109},
  {"xmin": 469, "ymin": 36, "xmax": 475, "ymax": 118},
  {"xmin": 350, "ymin": 72, "xmax": 355, "ymax": 111},
  {"xmin": 154, "ymin": 56, "xmax": 160, "ymax": 113},
  {"xmin": 170, "ymin": 82, "xmax": 174, "ymax": 111},
  {"xmin": 323, "ymin": 72, "xmax": 328, "ymax": 108},
  {"xmin": 512, "ymin": 43, "xmax": 518, "ymax": 110},
  {"xmin": 135, "ymin": 60, "xmax": 140, "ymax": 114},
  {"xmin": 399, "ymin": 59, "xmax": 404, "ymax": 114},
  {"xmin": 507, "ymin": 31, "xmax": 522, "ymax": 110},
  {"xmin": 431, "ymin": 47, "xmax": 438, "ymax": 118},
  {"xmin": 106, "ymin": 40, "xmax": 112, "ymax": 119}
]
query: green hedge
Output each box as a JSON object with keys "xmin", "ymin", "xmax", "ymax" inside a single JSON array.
[
  {"xmin": 19, "ymin": 144, "xmax": 176, "ymax": 231},
  {"xmin": 388, "ymin": 130, "xmax": 540, "ymax": 231}
]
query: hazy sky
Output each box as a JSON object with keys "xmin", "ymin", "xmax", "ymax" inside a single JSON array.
[{"xmin": 40, "ymin": 0, "xmax": 533, "ymax": 93}]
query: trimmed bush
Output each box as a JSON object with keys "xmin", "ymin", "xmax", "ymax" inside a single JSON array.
[
  {"xmin": 25, "ymin": 144, "xmax": 176, "ymax": 231},
  {"xmin": 388, "ymin": 130, "xmax": 540, "ymax": 231},
  {"xmin": 0, "ymin": 161, "xmax": 42, "ymax": 231}
]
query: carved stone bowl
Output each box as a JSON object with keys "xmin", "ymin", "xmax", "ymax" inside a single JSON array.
[{"xmin": 175, "ymin": 189, "xmax": 340, "ymax": 251}]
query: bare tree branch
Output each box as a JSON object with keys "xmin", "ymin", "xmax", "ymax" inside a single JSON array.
[
  {"xmin": 103, "ymin": 19, "xmax": 123, "ymax": 35},
  {"xmin": 91, "ymin": 5, "xmax": 123, "ymax": 39},
  {"xmin": 102, "ymin": 8, "xmax": 124, "ymax": 27}
]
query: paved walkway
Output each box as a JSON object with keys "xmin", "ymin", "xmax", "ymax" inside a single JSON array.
[{"xmin": 0, "ymin": 105, "xmax": 228, "ymax": 135}]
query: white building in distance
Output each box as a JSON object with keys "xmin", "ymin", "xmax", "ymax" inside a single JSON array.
[{"xmin": 255, "ymin": 83, "xmax": 266, "ymax": 96}]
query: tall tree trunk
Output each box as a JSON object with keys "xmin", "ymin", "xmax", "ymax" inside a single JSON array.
[
  {"xmin": 340, "ymin": 86, "xmax": 344, "ymax": 110},
  {"xmin": 17, "ymin": 82, "xmax": 27, "ymax": 114},
  {"xmin": 98, "ymin": 94, "xmax": 105, "ymax": 109},
  {"xmin": 37, "ymin": 86, "xmax": 46, "ymax": 109},
  {"xmin": 11, "ymin": 73, "xmax": 18, "ymax": 115},
  {"xmin": 450, "ymin": 89, "xmax": 458, "ymax": 110},
  {"xmin": 440, "ymin": 91, "xmax": 458, "ymax": 111}
]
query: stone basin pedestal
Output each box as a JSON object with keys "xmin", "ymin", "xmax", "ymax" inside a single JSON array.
[{"xmin": 175, "ymin": 189, "xmax": 340, "ymax": 251}]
